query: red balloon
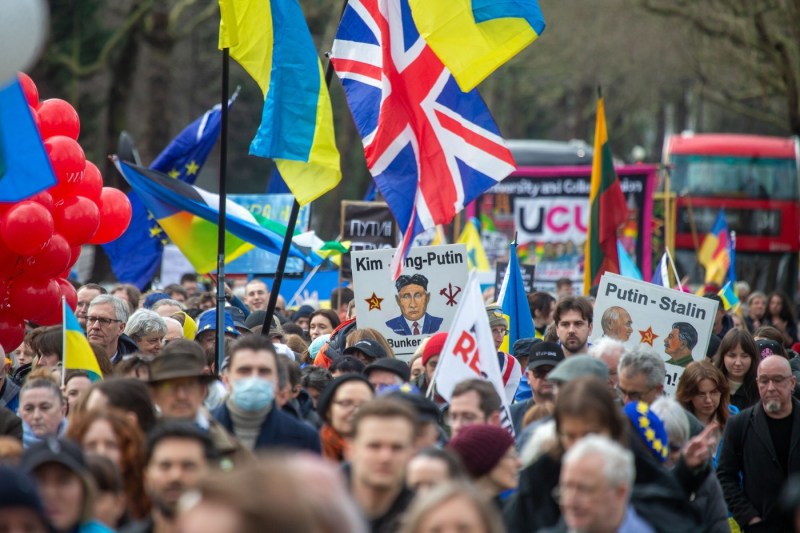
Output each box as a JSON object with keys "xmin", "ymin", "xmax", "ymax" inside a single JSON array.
[
  {"xmin": 66, "ymin": 245, "xmax": 82, "ymax": 270},
  {"xmin": 29, "ymin": 105, "xmax": 41, "ymax": 130},
  {"xmin": 0, "ymin": 201, "xmax": 55, "ymax": 256},
  {"xmin": 37, "ymin": 99, "xmax": 80, "ymax": 140},
  {"xmin": 9, "ymin": 278, "xmax": 60, "ymax": 321},
  {"xmin": 0, "ymin": 309, "xmax": 25, "ymax": 353},
  {"xmin": 44, "ymin": 136, "xmax": 85, "ymax": 192},
  {"xmin": 18, "ymin": 73, "xmax": 38, "ymax": 108},
  {"xmin": 81, "ymin": 162, "xmax": 103, "ymax": 202},
  {"xmin": 55, "ymin": 277, "xmax": 78, "ymax": 311},
  {"xmin": 21, "ymin": 234, "xmax": 71, "ymax": 280},
  {"xmin": 35, "ymin": 309, "xmax": 62, "ymax": 326},
  {"xmin": 29, "ymin": 190, "xmax": 54, "ymax": 212},
  {"xmin": 53, "ymin": 196, "xmax": 100, "ymax": 246},
  {"xmin": 89, "ymin": 188, "xmax": 133, "ymax": 244}
]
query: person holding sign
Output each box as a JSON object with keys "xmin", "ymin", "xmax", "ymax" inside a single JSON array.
[
  {"xmin": 385, "ymin": 274, "xmax": 443, "ymax": 336},
  {"xmin": 664, "ymin": 322, "xmax": 699, "ymax": 367}
]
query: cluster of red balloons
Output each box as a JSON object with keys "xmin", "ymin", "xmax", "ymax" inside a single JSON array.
[{"xmin": 0, "ymin": 73, "xmax": 132, "ymax": 352}]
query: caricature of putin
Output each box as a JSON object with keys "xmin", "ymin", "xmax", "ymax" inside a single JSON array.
[{"xmin": 385, "ymin": 274, "xmax": 443, "ymax": 336}]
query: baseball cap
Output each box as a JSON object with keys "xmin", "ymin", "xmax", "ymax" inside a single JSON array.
[
  {"xmin": 22, "ymin": 437, "xmax": 87, "ymax": 477},
  {"xmin": 547, "ymin": 354, "xmax": 608, "ymax": 384},
  {"xmin": 528, "ymin": 342, "xmax": 565, "ymax": 370},
  {"xmin": 364, "ymin": 358, "xmax": 411, "ymax": 382},
  {"xmin": 344, "ymin": 339, "xmax": 387, "ymax": 360},
  {"xmin": 485, "ymin": 304, "xmax": 508, "ymax": 329},
  {"xmin": 512, "ymin": 337, "xmax": 541, "ymax": 358}
]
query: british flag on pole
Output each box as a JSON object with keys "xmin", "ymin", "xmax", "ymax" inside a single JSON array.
[{"xmin": 331, "ymin": 0, "xmax": 516, "ymax": 277}]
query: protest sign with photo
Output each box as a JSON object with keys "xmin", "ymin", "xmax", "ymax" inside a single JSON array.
[
  {"xmin": 590, "ymin": 272, "xmax": 719, "ymax": 396},
  {"xmin": 340, "ymin": 201, "xmax": 397, "ymax": 280},
  {"xmin": 477, "ymin": 165, "xmax": 656, "ymax": 293},
  {"xmin": 352, "ymin": 244, "xmax": 469, "ymax": 358}
]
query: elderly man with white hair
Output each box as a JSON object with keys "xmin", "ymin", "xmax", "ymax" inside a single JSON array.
[
  {"xmin": 162, "ymin": 316, "xmax": 185, "ymax": 344},
  {"xmin": 124, "ymin": 309, "xmax": 168, "ymax": 357},
  {"xmin": 588, "ymin": 337, "xmax": 625, "ymax": 390},
  {"xmin": 553, "ymin": 435, "xmax": 653, "ymax": 533},
  {"xmin": 86, "ymin": 294, "xmax": 138, "ymax": 365}
]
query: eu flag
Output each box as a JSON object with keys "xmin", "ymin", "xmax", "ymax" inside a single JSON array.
[{"xmin": 103, "ymin": 95, "xmax": 236, "ymax": 288}]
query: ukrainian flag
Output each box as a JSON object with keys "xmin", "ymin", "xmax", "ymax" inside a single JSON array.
[
  {"xmin": 718, "ymin": 282, "xmax": 740, "ymax": 312},
  {"xmin": 219, "ymin": 0, "xmax": 341, "ymax": 206},
  {"xmin": 63, "ymin": 299, "xmax": 102, "ymax": 381},
  {"xmin": 697, "ymin": 210, "xmax": 730, "ymax": 285},
  {"xmin": 409, "ymin": 0, "xmax": 546, "ymax": 91},
  {"xmin": 497, "ymin": 242, "xmax": 536, "ymax": 352}
]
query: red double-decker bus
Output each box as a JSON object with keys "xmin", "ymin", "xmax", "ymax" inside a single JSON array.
[{"xmin": 665, "ymin": 133, "xmax": 800, "ymax": 293}]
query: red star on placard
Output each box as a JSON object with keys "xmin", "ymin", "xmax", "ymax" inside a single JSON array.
[
  {"xmin": 365, "ymin": 293, "xmax": 383, "ymax": 311},
  {"xmin": 639, "ymin": 326, "xmax": 658, "ymax": 346}
]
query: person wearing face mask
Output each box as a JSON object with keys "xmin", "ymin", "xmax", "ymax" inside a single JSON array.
[{"xmin": 214, "ymin": 335, "xmax": 321, "ymax": 453}]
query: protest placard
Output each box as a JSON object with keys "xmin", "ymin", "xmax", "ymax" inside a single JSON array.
[
  {"xmin": 494, "ymin": 261, "xmax": 536, "ymax": 297},
  {"xmin": 340, "ymin": 201, "xmax": 397, "ymax": 280},
  {"xmin": 352, "ymin": 244, "xmax": 469, "ymax": 358},
  {"xmin": 591, "ymin": 272, "xmax": 719, "ymax": 396}
]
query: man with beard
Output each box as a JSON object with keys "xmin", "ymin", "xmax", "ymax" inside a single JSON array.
[
  {"xmin": 122, "ymin": 422, "xmax": 217, "ymax": 533},
  {"xmin": 554, "ymin": 297, "xmax": 593, "ymax": 357},
  {"xmin": 718, "ymin": 355, "xmax": 800, "ymax": 532}
]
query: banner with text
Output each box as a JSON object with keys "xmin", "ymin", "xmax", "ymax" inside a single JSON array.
[
  {"xmin": 477, "ymin": 166, "xmax": 656, "ymax": 293},
  {"xmin": 225, "ymin": 194, "xmax": 311, "ymax": 275},
  {"xmin": 494, "ymin": 261, "xmax": 536, "ymax": 299},
  {"xmin": 340, "ymin": 201, "xmax": 397, "ymax": 280},
  {"xmin": 352, "ymin": 244, "xmax": 469, "ymax": 358},
  {"xmin": 591, "ymin": 273, "xmax": 719, "ymax": 396}
]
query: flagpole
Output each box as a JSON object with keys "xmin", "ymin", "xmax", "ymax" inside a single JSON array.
[
  {"xmin": 215, "ymin": 48, "xmax": 230, "ymax": 374},
  {"xmin": 260, "ymin": 0, "xmax": 351, "ymax": 335},
  {"xmin": 61, "ymin": 297, "xmax": 66, "ymax": 388}
]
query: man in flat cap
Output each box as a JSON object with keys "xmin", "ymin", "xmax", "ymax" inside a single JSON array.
[{"xmin": 385, "ymin": 274, "xmax": 443, "ymax": 336}]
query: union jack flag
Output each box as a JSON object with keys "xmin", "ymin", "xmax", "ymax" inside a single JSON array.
[{"xmin": 331, "ymin": 0, "xmax": 516, "ymax": 277}]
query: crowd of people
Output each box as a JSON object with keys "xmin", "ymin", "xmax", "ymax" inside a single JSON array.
[{"xmin": 0, "ymin": 273, "xmax": 800, "ymax": 533}]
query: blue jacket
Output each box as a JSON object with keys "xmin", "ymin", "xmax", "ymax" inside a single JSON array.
[
  {"xmin": 385, "ymin": 313, "xmax": 443, "ymax": 336},
  {"xmin": 213, "ymin": 402, "xmax": 321, "ymax": 454}
]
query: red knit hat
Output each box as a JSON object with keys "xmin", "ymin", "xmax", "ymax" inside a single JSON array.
[
  {"xmin": 447, "ymin": 424, "xmax": 514, "ymax": 478},
  {"xmin": 422, "ymin": 332, "xmax": 448, "ymax": 366}
]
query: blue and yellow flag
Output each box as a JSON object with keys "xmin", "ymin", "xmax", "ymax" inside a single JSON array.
[
  {"xmin": 0, "ymin": 79, "xmax": 57, "ymax": 201},
  {"xmin": 409, "ymin": 0, "xmax": 546, "ymax": 91},
  {"xmin": 63, "ymin": 299, "xmax": 102, "ymax": 381},
  {"xmin": 697, "ymin": 210, "xmax": 730, "ymax": 285},
  {"xmin": 718, "ymin": 282, "xmax": 740, "ymax": 312},
  {"xmin": 219, "ymin": 0, "xmax": 341, "ymax": 206},
  {"xmin": 457, "ymin": 218, "xmax": 490, "ymax": 272},
  {"xmin": 497, "ymin": 242, "xmax": 536, "ymax": 351}
]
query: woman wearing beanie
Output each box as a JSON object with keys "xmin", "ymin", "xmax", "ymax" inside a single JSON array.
[
  {"xmin": 316, "ymin": 374, "xmax": 374, "ymax": 462},
  {"xmin": 447, "ymin": 424, "xmax": 519, "ymax": 508}
]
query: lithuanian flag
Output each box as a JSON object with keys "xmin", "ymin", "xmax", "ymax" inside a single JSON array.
[
  {"xmin": 63, "ymin": 299, "xmax": 102, "ymax": 381},
  {"xmin": 584, "ymin": 94, "xmax": 627, "ymax": 291}
]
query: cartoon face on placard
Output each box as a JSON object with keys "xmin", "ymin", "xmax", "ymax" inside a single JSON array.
[
  {"xmin": 590, "ymin": 273, "xmax": 719, "ymax": 396},
  {"xmin": 351, "ymin": 244, "xmax": 469, "ymax": 358}
]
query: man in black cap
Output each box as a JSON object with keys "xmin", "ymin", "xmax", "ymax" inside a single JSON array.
[
  {"xmin": 343, "ymin": 339, "xmax": 387, "ymax": 365},
  {"xmin": 364, "ymin": 359, "xmax": 411, "ymax": 391},
  {"xmin": 385, "ymin": 274, "xmax": 443, "ymax": 336},
  {"xmin": 509, "ymin": 342, "xmax": 564, "ymax": 435},
  {"xmin": 148, "ymin": 339, "xmax": 248, "ymax": 467}
]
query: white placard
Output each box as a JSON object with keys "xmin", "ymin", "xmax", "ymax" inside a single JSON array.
[
  {"xmin": 352, "ymin": 244, "xmax": 469, "ymax": 357},
  {"xmin": 591, "ymin": 273, "xmax": 719, "ymax": 396}
]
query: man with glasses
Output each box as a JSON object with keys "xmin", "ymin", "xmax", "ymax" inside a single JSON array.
[
  {"xmin": 616, "ymin": 346, "xmax": 665, "ymax": 405},
  {"xmin": 718, "ymin": 355, "xmax": 800, "ymax": 532},
  {"xmin": 86, "ymin": 294, "xmax": 138, "ymax": 365},
  {"xmin": 510, "ymin": 342, "xmax": 564, "ymax": 435}
]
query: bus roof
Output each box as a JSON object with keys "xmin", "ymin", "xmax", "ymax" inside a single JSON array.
[
  {"xmin": 508, "ymin": 139, "xmax": 594, "ymax": 166},
  {"xmin": 667, "ymin": 133, "xmax": 798, "ymax": 159}
]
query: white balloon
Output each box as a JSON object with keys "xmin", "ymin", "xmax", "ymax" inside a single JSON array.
[{"xmin": 0, "ymin": 0, "xmax": 49, "ymax": 84}]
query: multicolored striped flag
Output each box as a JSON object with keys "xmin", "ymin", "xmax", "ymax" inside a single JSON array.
[
  {"xmin": 583, "ymin": 95, "xmax": 627, "ymax": 291},
  {"xmin": 408, "ymin": 0, "xmax": 546, "ymax": 92},
  {"xmin": 63, "ymin": 299, "xmax": 102, "ymax": 381},
  {"xmin": 219, "ymin": 0, "xmax": 341, "ymax": 205},
  {"xmin": 113, "ymin": 157, "xmax": 318, "ymax": 273},
  {"xmin": 697, "ymin": 210, "xmax": 730, "ymax": 285}
]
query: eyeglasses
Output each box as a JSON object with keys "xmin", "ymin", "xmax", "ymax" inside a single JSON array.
[
  {"xmin": 332, "ymin": 400, "xmax": 367, "ymax": 410},
  {"xmin": 86, "ymin": 316, "xmax": 122, "ymax": 327},
  {"xmin": 757, "ymin": 375, "xmax": 792, "ymax": 387},
  {"xmin": 616, "ymin": 385, "xmax": 652, "ymax": 402}
]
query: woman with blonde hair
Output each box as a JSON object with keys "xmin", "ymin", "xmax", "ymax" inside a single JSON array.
[{"xmin": 400, "ymin": 482, "xmax": 505, "ymax": 533}]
